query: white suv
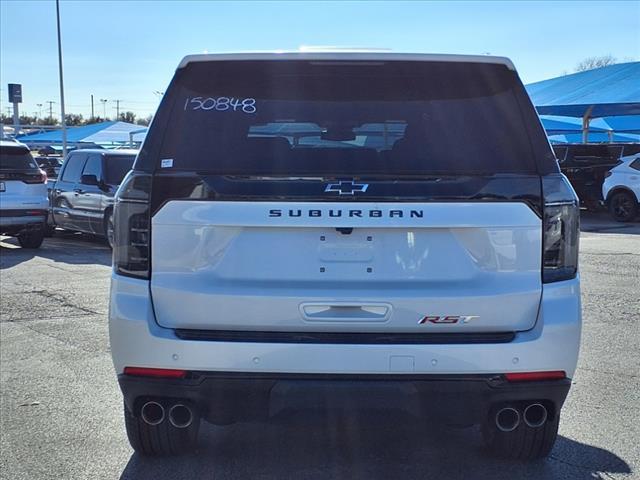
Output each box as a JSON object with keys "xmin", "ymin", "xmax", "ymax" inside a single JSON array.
[
  {"xmin": 109, "ymin": 53, "xmax": 582, "ymax": 460},
  {"xmin": 603, "ymin": 153, "xmax": 640, "ymax": 222},
  {"xmin": 0, "ymin": 140, "xmax": 48, "ymax": 248}
]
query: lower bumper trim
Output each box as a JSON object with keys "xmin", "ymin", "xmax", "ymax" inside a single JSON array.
[
  {"xmin": 118, "ymin": 371, "xmax": 571, "ymax": 426},
  {"xmin": 173, "ymin": 329, "xmax": 516, "ymax": 344}
]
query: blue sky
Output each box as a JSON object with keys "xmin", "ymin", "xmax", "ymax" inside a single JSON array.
[{"xmin": 1, "ymin": 0, "xmax": 638, "ymax": 120}]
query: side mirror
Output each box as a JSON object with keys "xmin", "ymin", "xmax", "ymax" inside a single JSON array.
[{"xmin": 80, "ymin": 174, "xmax": 99, "ymax": 186}]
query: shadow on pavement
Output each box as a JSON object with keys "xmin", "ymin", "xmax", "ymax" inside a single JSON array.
[
  {"xmin": 580, "ymin": 211, "xmax": 640, "ymax": 235},
  {"xmin": 120, "ymin": 410, "xmax": 631, "ymax": 480},
  {"xmin": 0, "ymin": 230, "xmax": 111, "ymax": 269}
]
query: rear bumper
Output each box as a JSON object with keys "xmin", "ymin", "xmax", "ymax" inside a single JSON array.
[
  {"xmin": 109, "ymin": 274, "xmax": 582, "ymax": 376},
  {"xmin": 110, "ymin": 273, "xmax": 580, "ymax": 424},
  {"xmin": 0, "ymin": 210, "xmax": 47, "ymax": 233},
  {"xmin": 0, "ymin": 215, "xmax": 46, "ymax": 227},
  {"xmin": 118, "ymin": 371, "xmax": 571, "ymax": 426}
]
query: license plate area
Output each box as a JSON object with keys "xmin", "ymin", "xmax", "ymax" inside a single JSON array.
[{"xmin": 318, "ymin": 229, "xmax": 374, "ymax": 263}]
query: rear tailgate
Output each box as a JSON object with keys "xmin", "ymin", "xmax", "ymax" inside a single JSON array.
[
  {"xmin": 135, "ymin": 56, "xmax": 556, "ymax": 336},
  {"xmin": 150, "ymin": 201, "xmax": 541, "ymax": 333}
]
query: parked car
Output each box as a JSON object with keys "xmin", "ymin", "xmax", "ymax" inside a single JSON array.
[
  {"xmin": 110, "ymin": 52, "xmax": 581, "ymax": 460},
  {"xmin": 602, "ymin": 153, "xmax": 640, "ymax": 221},
  {"xmin": 0, "ymin": 140, "xmax": 48, "ymax": 248},
  {"xmin": 49, "ymin": 149, "xmax": 137, "ymax": 247},
  {"xmin": 36, "ymin": 156, "xmax": 63, "ymax": 179}
]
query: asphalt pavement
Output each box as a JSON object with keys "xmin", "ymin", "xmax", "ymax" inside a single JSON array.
[{"xmin": 1, "ymin": 214, "xmax": 639, "ymax": 480}]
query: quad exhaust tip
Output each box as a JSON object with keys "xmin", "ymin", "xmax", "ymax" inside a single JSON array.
[
  {"xmin": 495, "ymin": 407, "xmax": 520, "ymax": 432},
  {"xmin": 523, "ymin": 403, "xmax": 548, "ymax": 428},
  {"xmin": 168, "ymin": 403, "xmax": 194, "ymax": 428},
  {"xmin": 140, "ymin": 401, "xmax": 165, "ymax": 426}
]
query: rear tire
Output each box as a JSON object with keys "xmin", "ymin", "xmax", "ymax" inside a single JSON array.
[
  {"xmin": 608, "ymin": 191, "xmax": 638, "ymax": 222},
  {"xmin": 104, "ymin": 210, "xmax": 114, "ymax": 249},
  {"xmin": 482, "ymin": 408, "xmax": 560, "ymax": 460},
  {"xmin": 123, "ymin": 401, "xmax": 200, "ymax": 456},
  {"xmin": 44, "ymin": 223, "xmax": 56, "ymax": 237},
  {"xmin": 17, "ymin": 228, "xmax": 45, "ymax": 249}
]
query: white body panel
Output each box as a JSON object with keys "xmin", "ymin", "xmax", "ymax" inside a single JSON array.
[
  {"xmin": 0, "ymin": 180, "xmax": 48, "ymax": 210},
  {"xmin": 150, "ymin": 201, "xmax": 542, "ymax": 333},
  {"xmin": 109, "ymin": 273, "xmax": 581, "ymax": 377},
  {"xmin": 602, "ymin": 154, "xmax": 640, "ymax": 202}
]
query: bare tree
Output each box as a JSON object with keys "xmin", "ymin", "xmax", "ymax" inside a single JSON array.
[
  {"xmin": 574, "ymin": 55, "xmax": 617, "ymax": 72},
  {"xmin": 64, "ymin": 113, "xmax": 84, "ymax": 126},
  {"xmin": 119, "ymin": 111, "xmax": 137, "ymax": 123},
  {"xmin": 135, "ymin": 115, "xmax": 153, "ymax": 126}
]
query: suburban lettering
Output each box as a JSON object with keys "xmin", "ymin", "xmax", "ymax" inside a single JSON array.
[{"xmin": 268, "ymin": 209, "xmax": 425, "ymax": 218}]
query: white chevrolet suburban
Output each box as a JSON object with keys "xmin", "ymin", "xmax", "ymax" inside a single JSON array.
[{"xmin": 109, "ymin": 52, "xmax": 581, "ymax": 460}]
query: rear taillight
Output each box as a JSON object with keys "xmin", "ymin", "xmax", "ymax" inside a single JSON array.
[
  {"xmin": 113, "ymin": 171, "xmax": 151, "ymax": 279},
  {"xmin": 542, "ymin": 174, "xmax": 580, "ymax": 283},
  {"xmin": 21, "ymin": 169, "xmax": 48, "ymax": 184},
  {"xmin": 123, "ymin": 367, "xmax": 187, "ymax": 378},
  {"xmin": 505, "ymin": 371, "xmax": 566, "ymax": 382}
]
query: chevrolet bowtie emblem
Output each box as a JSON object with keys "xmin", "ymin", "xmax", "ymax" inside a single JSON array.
[{"xmin": 324, "ymin": 181, "xmax": 369, "ymax": 195}]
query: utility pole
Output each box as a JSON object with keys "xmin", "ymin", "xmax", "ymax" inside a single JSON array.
[
  {"xmin": 91, "ymin": 95, "xmax": 94, "ymax": 119},
  {"xmin": 100, "ymin": 99, "xmax": 107, "ymax": 119},
  {"xmin": 46, "ymin": 101, "xmax": 55, "ymax": 120},
  {"xmin": 113, "ymin": 99, "xmax": 121, "ymax": 120},
  {"xmin": 55, "ymin": 0, "xmax": 68, "ymax": 158}
]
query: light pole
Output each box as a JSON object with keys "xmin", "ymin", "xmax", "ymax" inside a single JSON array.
[
  {"xmin": 100, "ymin": 99, "xmax": 108, "ymax": 119},
  {"xmin": 37, "ymin": 103, "xmax": 43, "ymax": 120},
  {"xmin": 55, "ymin": 0, "xmax": 68, "ymax": 158}
]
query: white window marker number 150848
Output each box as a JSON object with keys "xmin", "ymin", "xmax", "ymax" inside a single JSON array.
[{"xmin": 184, "ymin": 97, "xmax": 256, "ymax": 113}]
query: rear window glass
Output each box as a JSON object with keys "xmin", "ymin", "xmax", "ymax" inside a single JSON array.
[
  {"xmin": 152, "ymin": 60, "xmax": 540, "ymax": 175},
  {"xmin": 104, "ymin": 155, "xmax": 135, "ymax": 185},
  {"xmin": 0, "ymin": 146, "xmax": 38, "ymax": 170}
]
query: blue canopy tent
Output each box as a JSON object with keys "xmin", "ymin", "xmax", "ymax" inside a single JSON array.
[
  {"xmin": 16, "ymin": 121, "xmax": 147, "ymax": 145},
  {"xmin": 526, "ymin": 62, "xmax": 640, "ymax": 142},
  {"xmin": 548, "ymin": 132, "xmax": 640, "ymax": 144},
  {"xmin": 540, "ymin": 115, "xmax": 640, "ymax": 143}
]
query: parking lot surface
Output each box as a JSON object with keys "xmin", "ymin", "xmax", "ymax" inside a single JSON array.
[{"xmin": 1, "ymin": 214, "xmax": 639, "ymax": 480}]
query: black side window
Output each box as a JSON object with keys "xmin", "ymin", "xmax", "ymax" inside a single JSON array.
[
  {"xmin": 82, "ymin": 154, "xmax": 102, "ymax": 180},
  {"xmin": 61, "ymin": 153, "xmax": 87, "ymax": 182},
  {"xmin": 630, "ymin": 158, "xmax": 640, "ymax": 171}
]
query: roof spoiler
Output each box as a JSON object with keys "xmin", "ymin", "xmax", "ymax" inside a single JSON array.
[{"xmin": 176, "ymin": 52, "xmax": 516, "ymax": 71}]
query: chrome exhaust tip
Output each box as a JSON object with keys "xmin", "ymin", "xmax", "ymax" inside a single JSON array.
[
  {"xmin": 495, "ymin": 406, "xmax": 520, "ymax": 432},
  {"xmin": 168, "ymin": 403, "xmax": 193, "ymax": 429},
  {"xmin": 141, "ymin": 401, "xmax": 165, "ymax": 426},
  {"xmin": 523, "ymin": 403, "xmax": 548, "ymax": 428}
]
